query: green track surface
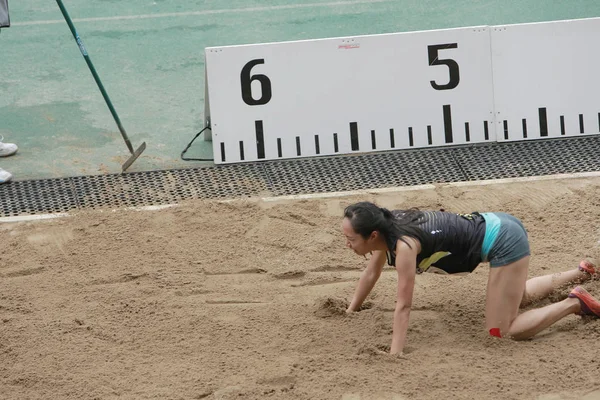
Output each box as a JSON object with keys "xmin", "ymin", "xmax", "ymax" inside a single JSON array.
[{"xmin": 1, "ymin": 0, "xmax": 599, "ymax": 179}]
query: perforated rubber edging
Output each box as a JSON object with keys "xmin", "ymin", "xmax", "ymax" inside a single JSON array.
[{"xmin": 1, "ymin": 136, "xmax": 600, "ymax": 217}]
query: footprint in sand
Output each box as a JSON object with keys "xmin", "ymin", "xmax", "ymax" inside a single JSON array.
[
  {"xmin": 257, "ymin": 376, "xmax": 296, "ymax": 394},
  {"xmin": 174, "ymin": 288, "xmax": 211, "ymax": 297},
  {"xmin": 310, "ymin": 264, "xmax": 359, "ymax": 272},
  {"xmin": 2, "ymin": 266, "xmax": 45, "ymax": 278},
  {"xmin": 271, "ymin": 270, "xmax": 306, "ymax": 279},
  {"xmin": 204, "ymin": 268, "xmax": 267, "ymax": 276},
  {"xmin": 205, "ymin": 300, "xmax": 265, "ymax": 305},
  {"xmin": 292, "ymin": 277, "xmax": 354, "ymax": 287},
  {"xmin": 91, "ymin": 273, "xmax": 148, "ymax": 285},
  {"xmin": 342, "ymin": 393, "xmax": 408, "ymax": 400}
]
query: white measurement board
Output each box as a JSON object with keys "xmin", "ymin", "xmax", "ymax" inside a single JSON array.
[
  {"xmin": 205, "ymin": 26, "xmax": 495, "ymax": 164},
  {"xmin": 491, "ymin": 18, "xmax": 600, "ymax": 141}
]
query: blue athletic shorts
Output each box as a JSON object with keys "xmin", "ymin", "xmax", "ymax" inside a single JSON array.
[{"xmin": 480, "ymin": 212, "xmax": 530, "ymax": 267}]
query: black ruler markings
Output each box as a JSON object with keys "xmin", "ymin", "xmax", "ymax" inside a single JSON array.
[
  {"xmin": 350, "ymin": 122, "xmax": 359, "ymax": 151},
  {"xmin": 239, "ymin": 141, "xmax": 245, "ymax": 161},
  {"xmin": 443, "ymin": 104, "xmax": 453, "ymax": 143},
  {"xmin": 504, "ymin": 108, "xmax": 600, "ymax": 140},
  {"xmin": 255, "ymin": 120, "xmax": 265, "ymax": 159},
  {"xmin": 220, "ymin": 143, "xmax": 226, "ymax": 162},
  {"xmin": 371, "ymin": 130, "xmax": 376, "ymax": 150},
  {"xmin": 427, "ymin": 125, "xmax": 432, "ymax": 145},
  {"xmin": 484, "ymin": 121, "xmax": 489, "ymax": 140},
  {"xmin": 538, "ymin": 108, "xmax": 548, "ymax": 137},
  {"xmin": 227, "ymin": 103, "xmax": 565, "ymax": 161}
]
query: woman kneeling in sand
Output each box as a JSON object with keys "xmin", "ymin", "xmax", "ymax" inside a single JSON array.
[{"xmin": 342, "ymin": 202, "xmax": 599, "ymax": 355}]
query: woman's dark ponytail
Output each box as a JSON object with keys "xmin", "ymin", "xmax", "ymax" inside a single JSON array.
[
  {"xmin": 344, "ymin": 202, "xmax": 426, "ymax": 254},
  {"xmin": 380, "ymin": 207, "xmax": 394, "ymax": 219}
]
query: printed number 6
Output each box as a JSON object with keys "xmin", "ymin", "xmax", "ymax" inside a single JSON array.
[
  {"xmin": 428, "ymin": 43, "xmax": 460, "ymax": 90},
  {"xmin": 240, "ymin": 59, "xmax": 272, "ymax": 106}
]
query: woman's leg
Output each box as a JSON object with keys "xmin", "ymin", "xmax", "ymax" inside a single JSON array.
[
  {"xmin": 485, "ymin": 256, "xmax": 583, "ymax": 340},
  {"xmin": 520, "ymin": 260, "xmax": 595, "ymax": 307},
  {"xmin": 507, "ymin": 298, "xmax": 580, "ymax": 339},
  {"xmin": 485, "ymin": 256, "xmax": 529, "ymax": 336}
]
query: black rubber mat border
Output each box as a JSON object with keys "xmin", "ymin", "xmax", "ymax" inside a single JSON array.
[{"xmin": 1, "ymin": 136, "xmax": 599, "ymax": 217}]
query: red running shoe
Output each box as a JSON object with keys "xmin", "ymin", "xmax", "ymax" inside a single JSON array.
[
  {"xmin": 568, "ymin": 286, "xmax": 600, "ymax": 317},
  {"xmin": 578, "ymin": 259, "xmax": 597, "ymax": 275}
]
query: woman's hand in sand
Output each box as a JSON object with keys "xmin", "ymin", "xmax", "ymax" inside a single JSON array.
[
  {"xmin": 373, "ymin": 348, "xmax": 405, "ymax": 358},
  {"xmin": 389, "ymin": 349, "xmax": 404, "ymax": 356}
]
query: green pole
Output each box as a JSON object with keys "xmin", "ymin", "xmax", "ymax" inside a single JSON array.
[{"xmin": 56, "ymin": 0, "xmax": 135, "ymax": 154}]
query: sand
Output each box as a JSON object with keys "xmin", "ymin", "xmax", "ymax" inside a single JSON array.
[{"xmin": 1, "ymin": 177, "xmax": 600, "ymax": 400}]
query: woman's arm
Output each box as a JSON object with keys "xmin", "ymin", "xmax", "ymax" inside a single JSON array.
[
  {"xmin": 347, "ymin": 250, "xmax": 386, "ymax": 312},
  {"xmin": 390, "ymin": 238, "xmax": 418, "ymax": 355}
]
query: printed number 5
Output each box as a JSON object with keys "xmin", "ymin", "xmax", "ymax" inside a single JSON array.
[
  {"xmin": 428, "ymin": 43, "xmax": 459, "ymax": 90},
  {"xmin": 240, "ymin": 59, "xmax": 272, "ymax": 106}
]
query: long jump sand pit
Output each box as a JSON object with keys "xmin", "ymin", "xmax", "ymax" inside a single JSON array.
[{"xmin": 1, "ymin": 176, "xmax": 600, "ymax": 400}]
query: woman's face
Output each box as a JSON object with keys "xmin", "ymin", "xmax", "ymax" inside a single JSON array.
[{"xmin": 342, "ymin": 217, "xmax": 376, "ymax": 256}]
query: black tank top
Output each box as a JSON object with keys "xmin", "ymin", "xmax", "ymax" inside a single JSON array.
[{"xmin": 386, "ymin": 210, "xmax": 486, "ymax": 274}]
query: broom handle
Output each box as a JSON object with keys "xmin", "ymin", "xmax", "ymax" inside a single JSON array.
[{"xmin": 55, "ymin": 0, "xmax": 135, "ymax": 154}]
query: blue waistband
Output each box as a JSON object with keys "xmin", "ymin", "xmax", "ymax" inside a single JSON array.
[{"xmin": 481, "ymin": 212, "xmax": 501, "ymax": 261}]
